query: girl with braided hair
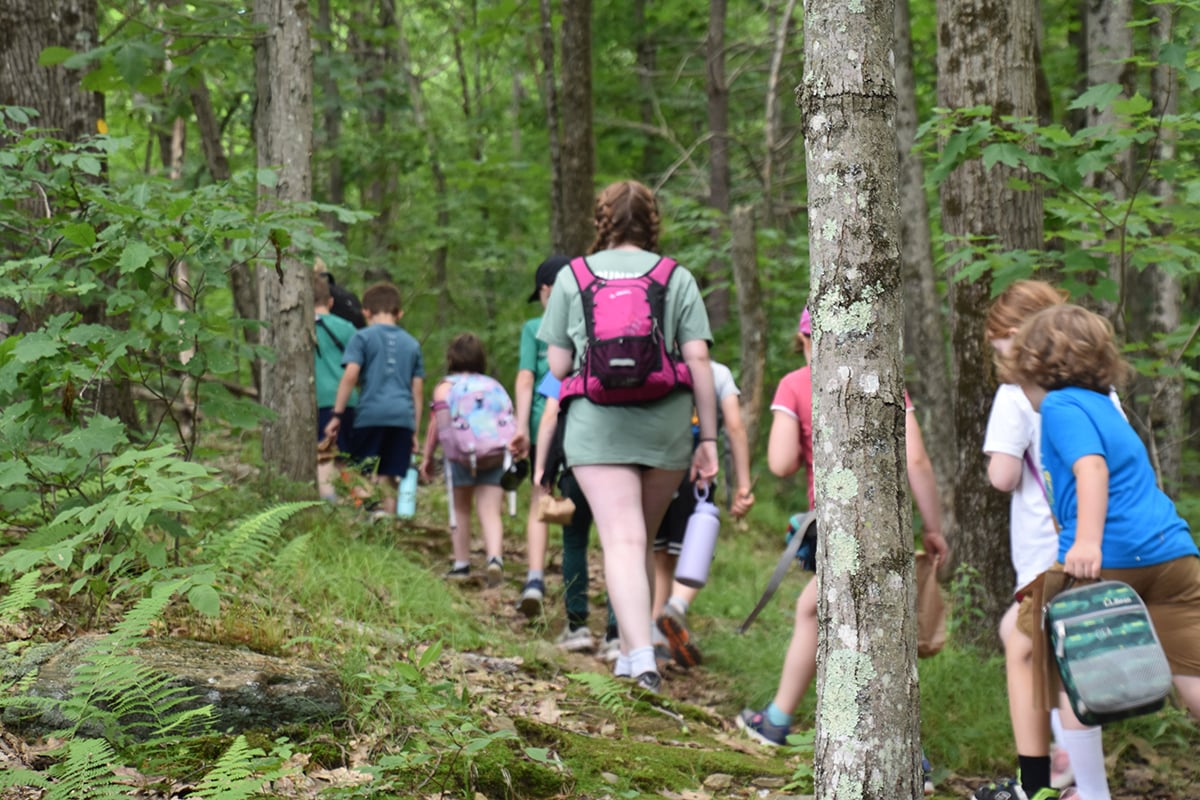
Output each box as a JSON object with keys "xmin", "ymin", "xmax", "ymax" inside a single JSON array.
[{"xmin": 537, "ymin": 179, "xmax": 718, "ymax": 692}]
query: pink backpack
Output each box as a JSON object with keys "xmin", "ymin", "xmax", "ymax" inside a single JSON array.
[
  {"xmin": 434, "ymin": 374, "xmax": 515, "ymax": 472},
  {"xmin": 559, "ymin": 256, "xmax": 693, "ymax": 405}
]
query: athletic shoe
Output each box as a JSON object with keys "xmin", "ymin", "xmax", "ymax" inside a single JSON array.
[
  {"xmin": 1050, "ymin": 744, "xmax": 1074, "ymax": 790},
  {"xmin": 921, "ymin": 751, "xmax": 934, "ymax": 796},
  {"xmin": 655, "ymin": 604, "xmax": 702, "ymax": 668},
  {"xmin": 485, "ymin": 557, "xmax": 503, "ymax": 588},
  {"xmin": 736, "ymin": 707, "xmax": 790, "ymax": 747},
  {"xmin": 444, "ymin": 565, "xmax": 471, "ymax": 581},
  {"xmin": 518, "ymin": 579, "xmax": 545, "ymax": 618},
  {"xmin": 554, "ymin": 625, "xmax": 594, "ymax": 652},
  {"xmin": 634, "ymin": 671, "xmax": 662, "ymax": 693},
  {"xmin": 598, "ymin": 636, "xmax": 620, "ymax": 663},
  {"xmin": 970, "ymin": 777, "xmax": 1060, "ymax": 800}
]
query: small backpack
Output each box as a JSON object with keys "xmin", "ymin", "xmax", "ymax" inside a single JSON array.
[
  {"xmin": 559, "ymin": 256, "xmax": 693, "ymax": 405},
  {"xmin": 436, "ymin": 374, "xmax": 516, "ymax": 472},
  {"xmin": 1044, "ymin": 580, "xmax": 1173, "ymax": 725}
]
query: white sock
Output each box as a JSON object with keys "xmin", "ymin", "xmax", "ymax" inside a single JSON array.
[
  {"xmin": 628, "ymin": 646, "xmax": 657, "ymax": 677},
  {"xmin": 1059, "ymin": 725, "xmax": 1110, "ymax": 800},
  {"xmin": 453, "ymin": 560, "xmax": 470, "ymax": 570},
  {"xmin": 614, "ymin": 655, "xmax": 632, "ymax": 678},
  {"xmin": 1050, "ymin": 708, "xmax": 1064, "ymax": 743},
  {"xmin": 667, "ymin": 596, "xmax": 689, "ymax": 615}
]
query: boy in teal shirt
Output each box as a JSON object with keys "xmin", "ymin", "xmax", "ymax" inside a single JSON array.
[{"xmin": 314, "ymin": 274, "xmax": 359, "ymax": 501}]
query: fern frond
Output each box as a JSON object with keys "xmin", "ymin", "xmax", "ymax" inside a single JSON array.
[
  {"xmin": 271, "ymin": 530, "xmax": 312, "ymax": 576},
  {"xmin": 568, "ymin": 671, "xmax": 630, "ymax": 717},
  {"xmin": 191, "ymin": 734, "xmax": 270, "ymax": 800},
  {"xmin": 44, "ymin": 737, "xmax": 125, "ymax": 800},
  {"xmin": 0, "ymin": 570, "xmax": 53, "ymax": 623},
  {"xmin": 63, "ymin": 579, "xmax": 212, "ymax": 744},
  {"xmin": 0, "ymin": 767, "xmax": 51, "ymax": 791},
  {"xmin": 203, "ymin": 502, "xmax": 319, "ymax": 576}
]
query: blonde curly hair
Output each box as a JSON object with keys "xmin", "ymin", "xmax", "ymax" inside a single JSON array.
[
  {"xmin": 1004, "ymin": 304, "xmax": 1130, "ymax": 393},
  {"xmin": 590, "ymin": 180, "xmax": 660, "ymax": 254}
]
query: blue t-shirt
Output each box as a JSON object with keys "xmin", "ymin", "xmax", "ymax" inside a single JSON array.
[
  {"xmin": 1040, "ymin": 386, "xmax": 1197, "ymax": 568},
  {"xmin": 342, "ymin": 323, "xmax": 424, "ymax": 429}
]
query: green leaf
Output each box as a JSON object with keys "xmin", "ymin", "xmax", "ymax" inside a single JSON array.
[
  {"xmin": 12, "ymin": 333, "xmax": 61, "ymax": 363},
  {"xmin": 187, "ymin": 583, "xmax": 222, "ymax": 617},
  {"xmin": 1112, "ymin": 93, "xmax": 1152, "ymax": 118},
  {"xmin": 117, "ymin": 241, "xmax": 156, "ymax": 272},
  {"xmin": 982, "ymin": 143, "xmax": 1026, "ymax": 171},
  {"xmin": 76, "ymin": 156, "xmax": 102, "ymax": 176},
  {"xmin": 58, "ymin": 416, "xmax": 126, "ymax": 458},
  {"xmin": 38, "ymin": 46, "xmax": 75, "ymax": 66},
  {"xmin": 1068, "ymin": 83, "xmax": 1122, "ymax": 112},
  {"xmin": 62, "ymin": 222, "xmax": 97, "ymax": 248}
]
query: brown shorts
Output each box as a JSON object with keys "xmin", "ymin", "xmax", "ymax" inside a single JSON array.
[{"xmin": 1018, "ymin": 555, "xmax": 1200, "ymax": 675}]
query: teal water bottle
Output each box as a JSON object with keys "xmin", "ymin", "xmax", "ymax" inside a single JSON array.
[{"xmin": 397, "ymin": 467, "xmax": 418, "ymax": 518}]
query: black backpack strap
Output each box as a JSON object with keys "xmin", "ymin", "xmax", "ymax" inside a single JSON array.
[
  {"xmin": 736, "ymin": 511, "xmax": 816, "ymax": 634},
  {"xmin": 316, "ymin": 316, "xmax": 346, "ymax": 351}
]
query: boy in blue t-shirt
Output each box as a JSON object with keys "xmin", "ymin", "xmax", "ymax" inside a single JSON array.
[
  {"xmin": 314, "ymin": 274, "xmax": 359, "ymax": 501},
  {"xmin": 989, "ymin": 303, "xmax": 1200, "ymax": 800},
  {"xmin": 325, "ymin": 282, "xmax": 424, "ymax": 519}
]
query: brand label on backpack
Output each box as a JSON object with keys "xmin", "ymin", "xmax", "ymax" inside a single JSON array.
[
  {"xmin": 559, "ymin": 256, "xmax": 693, "ymax": 405},
  {"xmin": 438, "ymin": 374, "xmax": 515, "ymax": 471}
]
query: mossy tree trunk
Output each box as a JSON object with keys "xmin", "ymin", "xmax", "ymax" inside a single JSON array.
[{"xmin": 800, "ymin": 1, "xmax": 923, "ymax": 796}]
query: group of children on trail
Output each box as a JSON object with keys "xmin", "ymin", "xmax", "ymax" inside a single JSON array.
[{"xmin": 311, "ymin": 180, "xmax": 1200, "ymax": 799}]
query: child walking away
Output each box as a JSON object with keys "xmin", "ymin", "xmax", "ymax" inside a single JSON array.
[
  {"xmin": 324, "ymin": 282, "xmax": 424, "ymax": 520},
  {"xmin": 538, "ymin": 179, "xmax": 719, "ymax": 694},
  {"xmin": 512, "ymin": 254, "xmax": 572, "ymax": 618},
  {"xmin": 979, "ymin": 281, "xmax": 1111, "ymax": 800},
  {"xmin": 420, "ymin": 333, "xmax": 515, "ymax": 588},
  {"xmin": 313, "ymin": 273, "xmax": 359, "ymax": 502},
  {"xmin": 974, "ymin": 304, "xmax": 1200, "ymax": 800}
]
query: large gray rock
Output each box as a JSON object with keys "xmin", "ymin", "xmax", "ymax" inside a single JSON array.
[{"xmin": 2, "ymin": 634, "xmax": 343, "ymax": 738}]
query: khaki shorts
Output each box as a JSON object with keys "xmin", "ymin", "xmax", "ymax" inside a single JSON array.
[{"xmin": 1018, "ymin": 555, "xmax": 1200, "ymax": 676}]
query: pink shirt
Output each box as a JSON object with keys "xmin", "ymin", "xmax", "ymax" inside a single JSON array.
[{"xmin": 771, "ymin": 366, "xmax": 814, "ymax": 508}]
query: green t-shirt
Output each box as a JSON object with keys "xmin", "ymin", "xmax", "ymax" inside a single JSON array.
[
  {"xmin": 536, "ymin": 249, "xmax": 712, "ymax": 470},
  {"xmin": 315, "ymin": 312, "xmax": 359, "ymax": 409},
  {"xmin": 519, "ymin": 316, "xmax": 549, "ymax": 444}
]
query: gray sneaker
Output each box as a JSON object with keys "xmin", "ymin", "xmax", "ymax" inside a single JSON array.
[
  {"xmin": 554, "ymin": 625, "xmax": 594, "ymax": 652},
  {"xmin": 736, "ymin": 707, "xmax": 790, "ymax": 747},
  {"xmin": 485, "ymin": 557, "xmax": 503, "ymax": 588},
  {"xmin": 634, "ymin": 671, "xmax": 662, "ymax": 694}
]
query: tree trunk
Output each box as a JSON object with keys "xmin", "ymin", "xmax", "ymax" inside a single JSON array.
[
  {"xmin": 254, "ymin": 0, "xmax": 316, "ymax": 486},
  {"xmin": 634, "ymin": 0, "xmax": 662, "ymax": 179},
  {"xmin": 316, "ymin": 0, "xmax": 346, "ymax": 238},
  {"xmin": 1084, "ymin": 0, "xmax": 1134, "ymax": 324},
  {"xmin": 800, "ymin": 1, "xmax": 922, "ymax": 795},
  {"xmin": 536, "ymin": 0, "xmax": 567, "ymax": 252},
  {"xmin": 559, "ymin": 0, "xmax": 595, "ymax": 257},
  {"xmin": 937, "ymin": 0, "xmax": 1043, "ymax": 647},
  {"xmin": 894, "ymin": 0, "xmax": 954, "ymax": 520},
  {"xmin": 364, "ymin": 0, "xmax": 397, "ymax": 285},
  {"xmin": 1141, "ymin": 5, "xmax": 1183, "ymax": 495},
  {"xmin": 763, "ymin": 0, "xmax": 799, "ymax": 228},
  {"xmin": 396, "ymin": 14, "xmax": 451, "ymax": 326},
  {"xmin": 730, "ymin": 205, "xmax": 765, "ymax": 448},
  {"xmin": 704, "ymin": 0, "xmax": 731, "ymax": 328}
]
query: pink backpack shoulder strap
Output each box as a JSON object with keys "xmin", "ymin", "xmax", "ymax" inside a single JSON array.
[
  {"xmin": 646, "ymin": 256, "xmax": 678, "ymax": 286},
  {"xmin": 568, "ymin": 256, "xmax": 597, "ymax": 292}
]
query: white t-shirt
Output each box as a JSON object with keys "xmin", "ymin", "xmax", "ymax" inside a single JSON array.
[
  {"xmin": 984, "ymin": 383, "xmax": 1125, "ymax": 593},
  {"xmin": 983, "ymin": 384, "xmax": 1055, "ymax": 593}
]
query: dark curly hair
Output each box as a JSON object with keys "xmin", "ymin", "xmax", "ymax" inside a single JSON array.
[
  {"xmin": 590, "ymin": 180, "xmax": 660, "ymax": 254},
  {"xmin": 1004, "ymin": 304, "xmax": 1130, "ymax": 394}
]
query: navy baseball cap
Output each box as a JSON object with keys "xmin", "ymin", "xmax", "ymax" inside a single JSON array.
[{"xmin": 528, "ymin": 255, "xmax": 572, "ymax": 302}]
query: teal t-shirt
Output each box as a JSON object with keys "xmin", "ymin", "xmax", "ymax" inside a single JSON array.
[
  {"xmin": 315, "ymin": 313, "xmax": 359, "ymax": 408},
  {"xmin": 519, "ymin": 316, "xmax": 550, "ymax": 443},
  {"xmin": 537, "ymin": 249, "xmax": 712, "ymax": 470}
]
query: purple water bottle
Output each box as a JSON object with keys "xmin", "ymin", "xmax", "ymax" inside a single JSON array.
[{"xmin": 675, "ymin": 483, "xmax": 720, "ymax": 588}]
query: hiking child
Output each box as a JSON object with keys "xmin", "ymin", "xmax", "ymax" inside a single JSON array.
[
  {"xmin": 313, "ymin": 258, "xmax": 366, "ymax": 329},
  {"xmin": 513, "ymin": 254, "xmax": 572, "ymax": 618},
  {"xmin": 652, "ymin": 359, "xmax": 755, "ymax": 669},
  {"xmin": 737, "ymin": 308, "xmax": 947, "ymax": 792},
  {"xmin": 325, "ymin": 282, "xmax": 424, "ymax": 519},
  {"xmin": 532, "ymin": 372, "xmax": 598, "ymax": 652},
  {"xmin": 537, "ymin": 179, "xmax": 719, "ymax": 693},
  {"xmin": 978, "ymin": 280, "xmax": 1111, "ymax": 800},
  {"xmin": 314, "ymin": 273, "xmax": 359, "ymax": 502},
  {"xmin": 420, "ymin": 333, "xmax": 514, "ymax": 588},
  {"xmin": 975, "ymin": 304, "xmax": 1200, "ymax": 800}
]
